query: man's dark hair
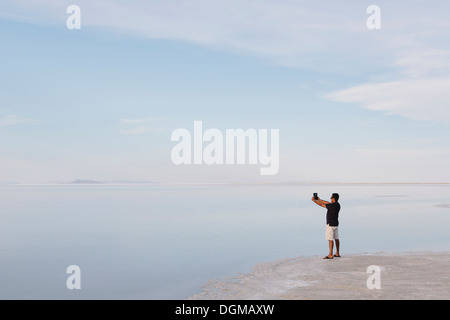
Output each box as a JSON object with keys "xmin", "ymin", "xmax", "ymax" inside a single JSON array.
[{"xmin": 332, "ymin": 193, "xmax": 339, "ymax": 201}]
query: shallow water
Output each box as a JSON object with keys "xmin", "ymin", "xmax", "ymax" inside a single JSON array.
[{"xmin": 0, "ymin": 183, "xmax": 449, "ymax": 299}]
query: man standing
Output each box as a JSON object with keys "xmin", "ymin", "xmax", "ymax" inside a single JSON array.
[{"xmin": 312, "ymin": 193, "xmax": 341, "ymax": 259}]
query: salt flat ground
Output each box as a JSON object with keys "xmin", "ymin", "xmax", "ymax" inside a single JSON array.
[{"xmin": 190, "ymin": 252, "xmax": 450, "ymax": 300}]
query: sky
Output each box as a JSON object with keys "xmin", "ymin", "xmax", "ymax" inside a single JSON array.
[{"xmin": 0, "ymin": 0, "xmax": 450, "ymax": 183}]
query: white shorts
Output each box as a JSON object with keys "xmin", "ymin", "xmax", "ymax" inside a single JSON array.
[{"xmin": 326, "ymin": 225, "xmax": 339, "ymax": 240}]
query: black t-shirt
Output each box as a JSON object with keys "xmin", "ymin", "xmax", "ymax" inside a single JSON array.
[{"xmin": 325, "ymin": 202, "xmax": 340, "ymax": 226}]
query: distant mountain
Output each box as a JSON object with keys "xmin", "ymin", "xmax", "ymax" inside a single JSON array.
[
  {"xmin": 0, "ymin": 181, "xmax": 18, "ymax": 185},
  {"xmin": 66, "ymin": 179, "xmax": 158, "ymax": 185},
  {"xmin": 70, "ymin": 179, "xmax": 103, "ymax": 184}
]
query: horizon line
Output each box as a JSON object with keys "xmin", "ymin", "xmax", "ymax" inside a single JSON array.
[{"xmin": 4, "ymin": 181, "xmax": 450, "ymax": 186}]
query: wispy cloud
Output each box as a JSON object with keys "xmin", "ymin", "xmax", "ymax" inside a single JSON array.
[
  {"xmin": 325, "ymin": 77, "xmax": 450, "ymax": 123},
  {"xmin": 356, "ymin": 148, "xmax": 450, "ymax": 157},
  {"xmin": 119, "ymin": 118, "xmax": 164, "ymax": 134},
  {"xmin": 0, "ymin": 114, "xmax": 39, "ymax": 127},
  {"xmin": 2, "ymin": 0, "xmax": 441, "ymax": 73},
  {"xmin": 2, "ymin": 0, "xmax": 449, "ymax": 97},
  {"xmin": 325, "ymin": 37, "xmax": 450, "ymax": 123}
]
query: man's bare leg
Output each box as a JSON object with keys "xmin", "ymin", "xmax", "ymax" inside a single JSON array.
[
  {"xmin": 326, "ymin": 240, "xmax": 334, "ymax": 258},
  {"xmin": 334, "ymin": 239, "xmax": 340, "ymax": 257}
]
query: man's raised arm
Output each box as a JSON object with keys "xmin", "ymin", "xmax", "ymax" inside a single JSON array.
[{"xmin": 312, "ymin": 197, "xmax": 330, "ymax": 208}]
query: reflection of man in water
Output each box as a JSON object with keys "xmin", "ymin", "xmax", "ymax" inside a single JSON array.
[{"xmin": 312, "ymin": 193, "xmax": 341, "ymax": 259}]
